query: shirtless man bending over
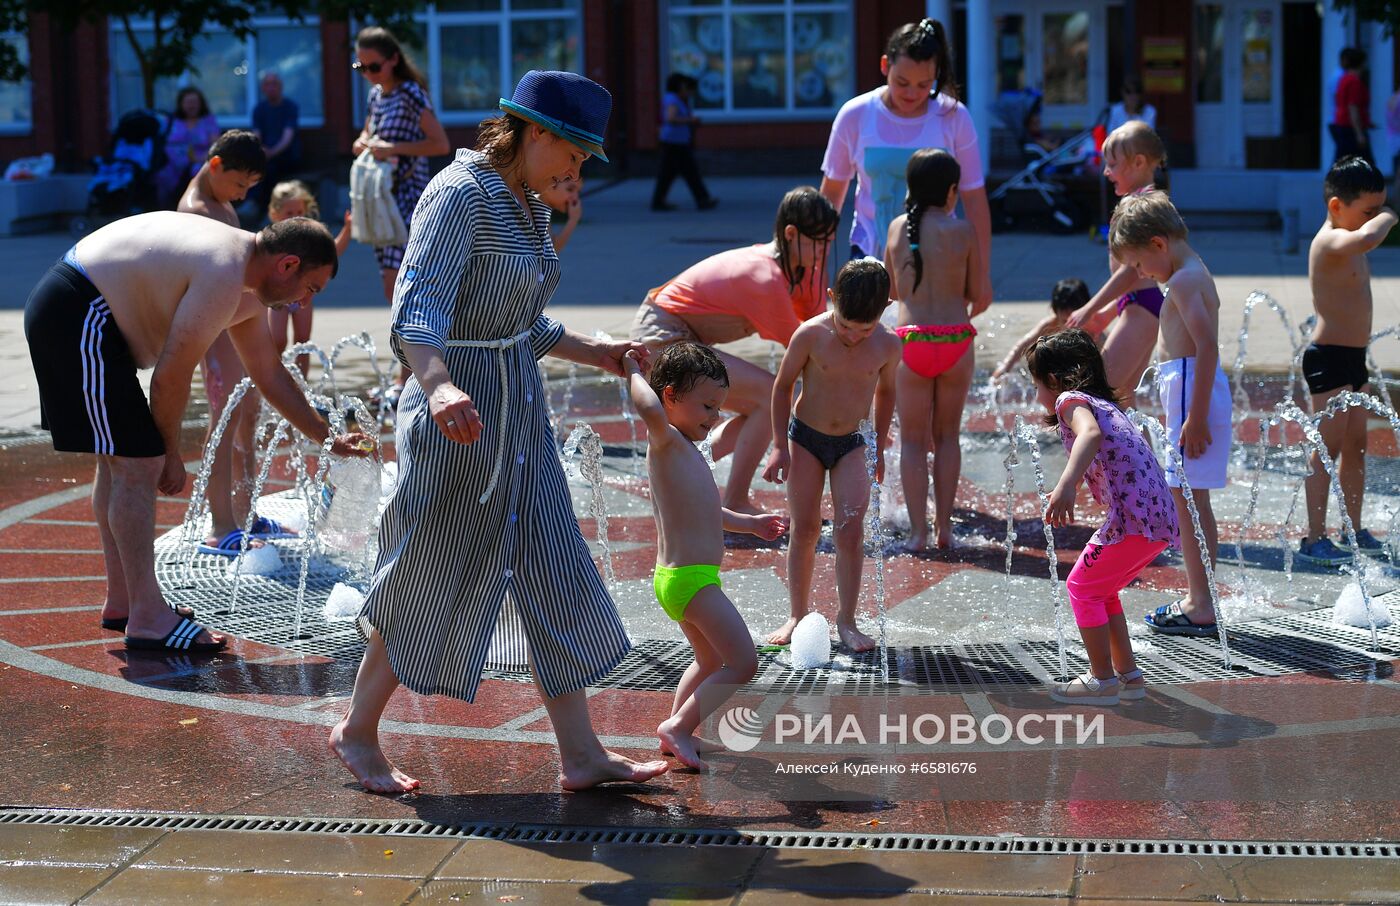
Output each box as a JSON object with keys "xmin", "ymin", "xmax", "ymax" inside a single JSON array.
[{"xmin": 23, "ymin": 211, "xmax": 372, "ymax": 653}]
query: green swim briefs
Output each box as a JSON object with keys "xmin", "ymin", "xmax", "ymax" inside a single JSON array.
[{"xmin": 653, "ymin": 564, "xmax": 722, "ymax": 621}]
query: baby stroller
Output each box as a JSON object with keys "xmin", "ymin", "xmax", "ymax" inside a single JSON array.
[
  {"xmin": 71, "ymin": 108, "xmax": 168, "ymax": 235},
  {"xmin": 988, "ymin": 88, "xmax": 1104, "ymax": 234}
]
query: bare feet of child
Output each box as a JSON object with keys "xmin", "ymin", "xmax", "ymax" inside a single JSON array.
[
  {"xmin": 329, "ymin": 720, "xmax": 420, "ymax": 794},
  {"xmin": 660, "ymin": 736, "xmax": 725, "ymax": 757},
  {"xmin": 933, "ymin": 529, "xmax": 953, "ymax": 551},
  {"xmin": 723, "ymin": 499, "xmax": 765, "ymax": 517},
  {"xmin": 657, "ymin": 719, "xmax": 709, "ymax": 771},
  {"xmin": 837, "ymin": 621, "xmax": 876, "ymax": 653},
  {"xmin": 767, "ymin": 616, "xmax": 801, "ymax": 645},
  {"xmin": 902, "ymin": 530, "xmax": 927, "ymax": 553},
  {"xmin": 558, "ymin": 749, "xmax": 670, "ymax": 791}
]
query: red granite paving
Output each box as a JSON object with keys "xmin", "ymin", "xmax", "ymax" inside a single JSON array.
[{"xmin": 2, "ymin": 426, "xmax": 1398, "ymax": 846}]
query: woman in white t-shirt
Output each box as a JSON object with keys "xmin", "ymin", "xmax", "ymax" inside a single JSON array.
[
  {"xmin": 820, "ymin": 18, "xmax": 991, "ymax": 312},
  {"xmin": 1106, "ymin": 77, "xmax": 1157, "ymax": 134}
]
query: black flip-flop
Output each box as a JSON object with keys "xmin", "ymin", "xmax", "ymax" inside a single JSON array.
[
  {"xmin": 101, "ymin": 603, "xmax": 196, "ymax": 633},
  {"xmin": 1144, "ymin": 601, "xmax": 1218, "ymax": 637},
  {"xmin": 125, "ymin": 617, "xmax": 226, "ymax": 654}
]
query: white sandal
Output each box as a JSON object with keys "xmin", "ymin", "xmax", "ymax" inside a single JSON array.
[
  {"xmin": 1050, "ymin": 672, "xmax": 1120, "ymax": 706},
  {"xmin": 1116, "ymin": 667, "xmax": 1146, "ymax": 701}
]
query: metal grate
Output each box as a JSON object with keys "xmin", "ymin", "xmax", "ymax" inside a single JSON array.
[
  {"xmin": 0, "ymin": 808, "xmax": 1396, "ymax": 858},
  {"xmin": 151, "ymin": 517, "xmax": 1400, "ymax": 694}
]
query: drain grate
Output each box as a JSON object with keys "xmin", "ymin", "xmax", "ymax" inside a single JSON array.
[
  {"xmin": 149, "ymin": 512, "xmax": 1400, "ymax": 695},
  {"xmin": 1, "ymin": 808, "xmax": 1396, "ymax": 858}
]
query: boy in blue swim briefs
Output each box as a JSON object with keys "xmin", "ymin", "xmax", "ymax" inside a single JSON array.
[
  {"xmin": 764, "ymin": 258, "xmax": 900, "ymax": 651},
  {"xmin": 624, "ymin": 342, "xmax": 787, "ymax": 771}
]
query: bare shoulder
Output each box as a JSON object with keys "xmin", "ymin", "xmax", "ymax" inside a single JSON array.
[{"xmin": 875, "ymin": 323, "xmax": 903, "ymax": 360}]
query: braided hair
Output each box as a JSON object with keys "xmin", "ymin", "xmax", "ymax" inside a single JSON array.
[
  {"xmin": 902, "ymin": 148, "xmax": 960, "ymax": 292},
  {"xmin": 772, "ymin": 185, "xmax": 838, "ymax": 298},
  {"xmin": 885, "ymin": 18, "xmax": 959, "ymax": 101}
]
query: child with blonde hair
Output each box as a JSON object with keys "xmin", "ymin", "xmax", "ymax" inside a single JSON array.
[
  {"xmin": 266, "ymin": 180, "xmax": 351, "ymax": 376},
  {"xmin": 883, "ymin": 148, "xmax": 981, "ymax": 551},
  {"xmin": 1067, "ymin": 121, "xmax": 1168, "ymax": 399}
]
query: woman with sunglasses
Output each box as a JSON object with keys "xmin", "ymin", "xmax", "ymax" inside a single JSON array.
[{"xmin": 353, "ymin": 26, "xmax": 451, "ymax": 401}]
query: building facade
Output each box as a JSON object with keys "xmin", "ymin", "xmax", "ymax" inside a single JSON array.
[{"xmin": 1, "ymin": 1, "xmax": 1396, "ymax": 208}]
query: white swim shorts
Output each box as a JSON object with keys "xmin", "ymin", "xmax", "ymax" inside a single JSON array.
[{"xmin": 1157, "ymin": 356, "xmax": 1233, "ymax": 490}]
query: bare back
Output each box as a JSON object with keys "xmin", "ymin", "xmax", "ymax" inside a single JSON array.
[
  {"xmin": 649, "ymin": 432, "xmax": 725, "ymax": 567},
  {"xmin": 1158, "ymin": 256, "xmax": 1220, "ymax": 360},
  {"xmin": 792, "ymin": 314, "xmax": 902, "ymax": 436},
  {"xmin": 1309, "ymin": 221, "xmax": 1374, "ymax": 346},
  {"xmin": 73, "ymin": 212, "xmax": 257, "ymax": 367},
  {"xmin": 178, "ymin": 167, "xmax": 241, "ymax": 228},
  {"xmin": 886, "ymin": 210, "xmax": 975, "ymax": 326}
]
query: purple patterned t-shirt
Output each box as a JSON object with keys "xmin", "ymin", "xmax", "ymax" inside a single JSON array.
[{"xmin": 1056, "ymin": 391, "xmax": 1179, "ymax": 548}]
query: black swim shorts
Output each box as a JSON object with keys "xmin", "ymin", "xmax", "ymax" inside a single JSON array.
[
  {"xmin": 1301, "ymin": 343, "xmax": 1369, "ymax": 397},
  {"xmin": 23, "ymin": 257, "xmax": 165, "ymax": 457}
]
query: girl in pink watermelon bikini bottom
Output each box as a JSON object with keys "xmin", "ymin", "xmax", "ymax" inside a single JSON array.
[{"xmin": 883, "ymin": 148, "xmax": 984, "ymax": 551}]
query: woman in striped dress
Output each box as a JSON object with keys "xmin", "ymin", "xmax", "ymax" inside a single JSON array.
[
  {"xmin": 352, "ymin": 27, "xmax": 450, "ymax": 396},
  {"xmin": 331, "ymin": 71, "xmax": 670, "ymax": 795}
]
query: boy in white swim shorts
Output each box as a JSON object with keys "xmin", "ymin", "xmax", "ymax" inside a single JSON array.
[{"xmin": 1109, "ymin": 191, "xmax": 1231, "ymax": 638}]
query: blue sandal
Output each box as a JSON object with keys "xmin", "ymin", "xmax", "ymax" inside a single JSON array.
[
  {"xmin": 250, "ymin": 516, "xmax": 296, "ymax": 539},
  {"xmin": 1145, "ymin": 601, "xmax": 1218, "ymax": 637},
  {"xmin": 197, "ymin": 528, "xmax": 258, "ymax": 557}
]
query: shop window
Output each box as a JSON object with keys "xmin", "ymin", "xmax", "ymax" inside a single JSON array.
[
  {"xmin": 0, "ymin": 31, "xmax": 31, "ymax": 133},
  {"xmin": 110, "ymin": 19, "xmax": 323, "ymax": 125},
  {"xmin": 666, "ymin": 1, "xmax": 853, "ymax": 117},
  {"xmin": 1041, "ymin": 12, "xmax": 1089, "ymax": 105},
  {"xmin": 426, "ymin": 0, "xmax": 582, "ymax": 122}
]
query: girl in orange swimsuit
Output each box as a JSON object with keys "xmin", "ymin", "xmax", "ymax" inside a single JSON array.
[{"xmin": 884, "ymin": 148, "xmax": 981, "ymax": 551}]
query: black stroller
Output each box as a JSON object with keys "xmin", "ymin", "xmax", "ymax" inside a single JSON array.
[
  {"xmin": 988, "ymin": 88, "xmax": 1105, "ymax": 234},
  {"xmin": 71, "ymin": 108, "xmax": 169, "ymax": 235}
]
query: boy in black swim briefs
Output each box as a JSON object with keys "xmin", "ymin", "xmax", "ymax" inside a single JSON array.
[
  {"xmin": 1298, "ymin": 156, "xmax": 1397, "ymax": 565},
  {"xmin": 764, "ymin": 258, "xmax": 901, "ymax": 653}
]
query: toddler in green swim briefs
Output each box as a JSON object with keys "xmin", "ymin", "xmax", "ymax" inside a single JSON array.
[{"xmin": 624, "ymin": 342, "xmax": 787, "ymax": 771}]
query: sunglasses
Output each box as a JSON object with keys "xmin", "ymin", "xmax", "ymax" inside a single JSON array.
[{"xmin": 352, "ymin": 60, "xmax": 386, "ymax": 75}]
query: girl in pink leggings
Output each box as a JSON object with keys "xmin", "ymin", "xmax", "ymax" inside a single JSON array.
[{"xmin": 1026, "ymin": 330, "xmax": 1179, "ymax": 706}]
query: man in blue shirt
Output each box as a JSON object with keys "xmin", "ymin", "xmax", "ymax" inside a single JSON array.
[{"xmin": 251, "ymin": 72, "xmax": 302, "ymax": 211}]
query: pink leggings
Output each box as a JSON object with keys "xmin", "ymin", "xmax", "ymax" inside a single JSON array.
[{"xmin": 1066, "ymin": 534, "xmax": 1169, "ymax": 628}]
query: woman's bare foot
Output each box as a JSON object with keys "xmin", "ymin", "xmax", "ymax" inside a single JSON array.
[
  {"xmin": 329, "ymin": 720, "xmax": 420, "ymax": 794},
  {"xmin": 660, "ymin": 735, "xmax": 725, "ymax": 757},
  {"xmin": 656, "ymin": 720, "xmax": 708, "ymax": 772},
  {"xmin": 837, "ymin": 621, "xmax": 876, "ymax": 653},
  {"xmin": 767, "ymin": 617, "xmax": 801, "ymax": 645},
  {"xmin": 559, "ymin": 749, "xmax": 670, "ymax": 790}
]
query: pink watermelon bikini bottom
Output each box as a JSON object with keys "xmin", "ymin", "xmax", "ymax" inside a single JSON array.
[{"xmin": 894, "ymin": 323, "xmax": 978, "ymax": 379}]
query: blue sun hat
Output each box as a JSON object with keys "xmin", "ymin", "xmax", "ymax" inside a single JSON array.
[{"xmin": 499, "ymin": 70, "xmax": 612, "ymax": 163}]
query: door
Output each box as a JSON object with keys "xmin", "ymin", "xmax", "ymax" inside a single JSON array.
[{"xmin": 1194, "ymin": 0, "xmax": 1281, "ymax": 168}]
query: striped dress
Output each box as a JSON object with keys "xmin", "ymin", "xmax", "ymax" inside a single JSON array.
[
  {"xmin": 362, "ymin": 148, "xmax": 630, "ymax": 703},
  {"xmin": 366, "ymin": 80, "xmax": 433, "ymax": 272}
]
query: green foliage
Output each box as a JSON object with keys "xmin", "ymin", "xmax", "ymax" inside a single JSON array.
[
  {"xmin": 1331, "ymin": 0, "xmax": 1400, "ymax": 36},
  {"xmin": 0, "ymin": 1, "xmax": 427, "ymax": 95}
]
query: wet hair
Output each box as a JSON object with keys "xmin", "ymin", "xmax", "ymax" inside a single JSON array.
[
  {"xmin": 1024, "ymin": 328, "xmax": 1121, "ymax": 425},
  {"xmin": 175, "ymin": 86, "xmax": 210, "ymax": 119},
  {"xmin": 1050, "ymin": 278, "xmax": 1090, "ymax": 314},
  {"xmin": 648, "ymin": 341, "xmax": 729, "ymax": 399},
  {"xmin": 1108, "ymin": 190, "xmax": 1187, "ymax": 256},
  {"xmin": 832, "ymin": 258, "xmax": 890, "ymax": 324},
  {"xmin": 1324, "ymin": 155, "xmax": 1385, "ymax": 204},
  {"xmin": 1340, "ymin": 47, "xmax": 1366, "ymax": 70},
  {"xmin": 268, "ymin": 180, "xmax": 319, "ymax": 220},
  {"xmin": 258, "ymin": 217, "xmax": 339, "ymax": 279},
  {"xmin": 903, "ymin": 148, "xmax": 961, "ymax": 292},
  {"xmin": 773, "ymin": 185, "xmax": 838, "ymax": 297},
  {"xmin": 885, "ymin": 19, "xmax": 959, "ymax": 102},
  {"xmin": 474, "ymin": 113, "xmax": 529, "ymax": 172},
  {"xmin": 356, "ymin": 26, "xmax": 427, "ymax": 89},
  {"xmin": 208, "ymin": 129, "xmax": 267, "ymax": 175}
]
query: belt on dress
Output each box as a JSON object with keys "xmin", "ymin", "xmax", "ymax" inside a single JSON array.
[{"xmin": 445, "ymin": 327, "xmax": 533, "ymax": 504}]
